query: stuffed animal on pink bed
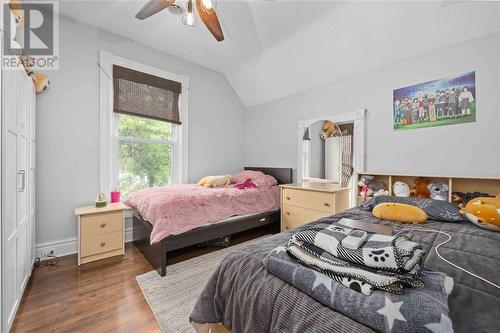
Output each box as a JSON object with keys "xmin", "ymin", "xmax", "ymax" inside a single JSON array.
[{"xmin": 234, "ymin": 178, "xmax": 257, "ymax": 190}]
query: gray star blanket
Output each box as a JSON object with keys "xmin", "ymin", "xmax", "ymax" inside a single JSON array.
[
  {"xmin": 264, "ymin": 246, "xmax": 454, "ymax": 333},
  {"xmin": 288, "ymin": 223, "xmax": 426, "ymax": 294}
]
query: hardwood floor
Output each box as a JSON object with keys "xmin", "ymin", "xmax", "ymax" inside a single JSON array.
[{"xmin": 11, "ymin": 225, "xmax": 276, "ymax": 333}]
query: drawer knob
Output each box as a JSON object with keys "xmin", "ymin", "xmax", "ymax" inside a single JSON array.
[
  {"xmin": 286, "ymin": 212, "xmax": 290, "ymax": 215},
  {"xmin": 286, "ymin": 197, "xmax": 291, "ymax": 200},
  {"xmin": 100, "ymin": 242, "xmax": 106, "ymax": 247},
  {"xmin": 324, "ymin": 203, "xmax": 330, "ymax": 207},
  {"xmin": 100, "ymin": 223, "xmax": 106, "ymax": 228}
]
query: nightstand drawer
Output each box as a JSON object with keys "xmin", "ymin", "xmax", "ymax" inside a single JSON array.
[
  {"xmin": 80, "ymin": 211, "xmax": 123, "ymax": 237},
  {"xmin": 282, "ymin": 205, "xmax": 332, "ymax": 231},
  {"xmin": 81, "ymin": 231, "xmax": 123, "ymax": 257},
  {"xmin": 282, "ymin": 188, "xmax": 335, "ymax": 213}
]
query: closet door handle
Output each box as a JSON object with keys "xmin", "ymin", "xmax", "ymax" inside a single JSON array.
[
  {"xmin": 324, "ymin": 203, "xmax": 330, "ymax": 207},
  {"xmin": 18, "ymin": 170, "xmax": 26, "ymax": 192}
]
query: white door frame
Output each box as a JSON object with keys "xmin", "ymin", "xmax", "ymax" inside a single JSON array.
[{"xmin": 296, "ymin": 109, "xmax": 367, "ymax": 207}]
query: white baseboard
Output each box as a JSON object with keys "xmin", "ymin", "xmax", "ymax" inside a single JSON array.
[{"xmin": 35, "ymin": 228, "xmax": 134, "ymax": 260}]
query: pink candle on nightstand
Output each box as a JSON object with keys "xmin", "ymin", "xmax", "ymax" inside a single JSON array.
[{"xmin": 111, "ymin": 190, "xmax": 121, "ymax": 203}]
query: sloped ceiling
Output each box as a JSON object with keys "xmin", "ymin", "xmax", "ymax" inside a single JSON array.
[{"xmin": 57, "ymin": 1, "xmax": 500, "ymax": 107}]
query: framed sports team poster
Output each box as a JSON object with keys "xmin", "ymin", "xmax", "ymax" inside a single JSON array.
[{"xmin": 393, "ymin": 71, "xmax": 476, "ymax": 131}]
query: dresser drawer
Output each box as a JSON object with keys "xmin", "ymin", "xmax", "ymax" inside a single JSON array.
[
  {"xmin": 282, "ymin": 205, "xmax": 332, "ymax": 231},
  {"xmin": 80, "ymin": 211, "xmax": 123, "ymax": 237},
  {"xmin": 80, "ymin": 231, "xmax": 123, "ymax": 257},
  {"xmin": 282, "ymin": 188, "xmax": 335, "ymax": 213}
]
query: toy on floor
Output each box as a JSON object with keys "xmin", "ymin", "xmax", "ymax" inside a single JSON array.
[
  {"xmin": 234, "ymin": 178, "xmax": 257, "ymax": 190},
  {"xmin": 410, "ymin": 177, "xmax": 430, "ymax": 199},
  {"xmin": 319, "ymin": 120, "xmax": 341, "ymax": 139},
  {"xmin": 358, "ymin": 175, "xmax": 388, "ymax": 198},
  {"xmin": 452, "ymin": 191, "xmax": 493, "ymax": 208},
  {"xmin": 392, "ymin": 181, "xmax": 410, "ymax": 197},
  {"xmin": 373, "ymin": 202, "xmax": 427, "ymax": 224},
  {"xmin": 197, "ymin": 175, "xmax": 231, "ymax": 187},
  {"xmin": 460, "ymin": 194, "xmax": 500, "ymax": 232},
  {"xmin": 428, "ymin": 183, "xmax": 449, "ymax": 201}
]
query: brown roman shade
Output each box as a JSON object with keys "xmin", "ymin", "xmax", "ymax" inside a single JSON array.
[{"xmin": 113, "ymin": 65, "xmax": 182, "ymax": 125}]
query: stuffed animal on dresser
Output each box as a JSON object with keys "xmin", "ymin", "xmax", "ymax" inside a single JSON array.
[
  {"xmin": 410, "ymin": 177, "xmax": 430, "ymax": 199},
  {"xmin": 319, "ymin": 121, "xmax": 341, "ymax": 139},
  {"xmin": 460, "ymin": 195, "xmax": 500, "ymax": 232},
  {"xmin": 392, "ymin": 181, "xmax": 410, "ymax": 197},
  {"xmin": 358, "ymin": 175, "xmax": 388, "ymax": 197},
  {"xmin": 428, "ymin": 183, "xmax": 449, "ymax": 201}
]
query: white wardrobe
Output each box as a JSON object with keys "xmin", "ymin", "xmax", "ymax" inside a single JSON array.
[{"xmin": 1, "ymin": 61, "xmax": 37, "ymax": 331}]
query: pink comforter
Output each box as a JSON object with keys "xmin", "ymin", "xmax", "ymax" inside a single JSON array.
[{"xmin": 125, "ymin": 183, "xmax": 280, "ymax": 244}]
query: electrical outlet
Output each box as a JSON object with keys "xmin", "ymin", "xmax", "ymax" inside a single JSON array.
[{"xmin": 41, "ymin": 248, "xmax": 56, "ymax": 258}]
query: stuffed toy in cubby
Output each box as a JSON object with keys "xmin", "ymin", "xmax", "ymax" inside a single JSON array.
[
  {"xmin": 392, "ymin": 181, "xmax": 410, "ymax": 197},
  {"xmin": 428, "ymin": 183, "xmax": 449, "ymax": 201},
  {"xmin": 358, "ymin": 175, "xmax": 388, "ymax": 197},
  {"xmin": 410, "ymin": 177, "xmax": 430, "ymax": 199}
]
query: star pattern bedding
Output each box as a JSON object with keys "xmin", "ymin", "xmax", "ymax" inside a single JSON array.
[
  {"xmin": 265, "ymin": 245, "xmax": 453, "ymax": 333},
  {"xmin": 190, "ymin": 207, "xmax": 500, "ymax": 333}
]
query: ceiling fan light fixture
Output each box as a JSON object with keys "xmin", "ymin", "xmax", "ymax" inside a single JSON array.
[
  {"xmin": 200, "ymin": 0, "xmax": 216, "ymax": 13},
  {"xmin": 182, "ymin": 0, "xmax": 197, "ymax": 27},
  {"xmin": 167, "ymin": 4, "xmax": 183, "ymax": 16}
]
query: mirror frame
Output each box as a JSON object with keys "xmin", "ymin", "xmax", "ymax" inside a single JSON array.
[{"xmin": 296, "ymin": 109, "xmax": 367, "ymax": 206}]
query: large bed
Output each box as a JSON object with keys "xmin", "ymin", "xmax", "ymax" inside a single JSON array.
[
  {"xmin": 130, "ymin": 167, "xmax": 292, "ymax": 276},
  {"xmin": 190, "ymin": 206, "xmax": 500, "ymax": 333}
]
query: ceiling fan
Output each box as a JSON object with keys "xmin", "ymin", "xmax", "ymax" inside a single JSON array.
[{"xmin": 135, "ymin": 0, "xmax": 224, "ymax": 42}]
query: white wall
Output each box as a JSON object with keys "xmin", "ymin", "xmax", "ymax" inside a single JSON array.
[
  {"xmin": 245, "ymin": 32, "xmax": 500, "ymax": 180},
  {"xmin": 36, "ymin": 15, "xmax": 246, "ymax": 248}
]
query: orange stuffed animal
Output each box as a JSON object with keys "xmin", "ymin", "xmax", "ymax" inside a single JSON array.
[
  {"xmin": 373, "ymin": 203, "xmax": 427, "ymax": 224},
  {"xmin": 460, "ymin": 195, "xmax": 500, "ymax": 232},
  {"xmin": 410, "ymin": 177, "xmax": 430, "ymax": 199}
]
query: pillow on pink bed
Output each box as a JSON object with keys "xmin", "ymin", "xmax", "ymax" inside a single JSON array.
[{"xmin": 231, "ymin": 170, "xmax": 277, "ymax": 187}]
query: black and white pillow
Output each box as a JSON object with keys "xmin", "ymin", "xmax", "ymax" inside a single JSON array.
[{"xmin": 360, "ymin": 196, "xmax": 464, "ymax": 222}]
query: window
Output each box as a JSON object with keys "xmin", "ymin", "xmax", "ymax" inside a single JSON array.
[
  {"xmin": 100, "ymin": 52, "xmax": 188, "ymax": 199},
  {"xmin": 115, "ymin": 114, "xmax": 177, "ymax": 199}
]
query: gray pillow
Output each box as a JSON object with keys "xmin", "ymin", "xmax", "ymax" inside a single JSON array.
[{"xmin": 360, "ymin": 196, "xmax": 464, "ymax": 222}]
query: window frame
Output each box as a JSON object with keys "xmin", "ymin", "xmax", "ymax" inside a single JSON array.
[{"xmin": 99, "ymin": 51, "xmax": 189, "ymax": 195}]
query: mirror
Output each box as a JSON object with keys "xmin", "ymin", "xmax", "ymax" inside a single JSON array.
[{"xmin": 301, "ymin": 120, "xmax": 354, "ymax": 186}]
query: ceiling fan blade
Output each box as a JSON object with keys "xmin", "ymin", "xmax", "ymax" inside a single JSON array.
[
  {"xmin": 195, "ymin": 0, "xmax": 225, "ymax": 42},
  {"xmin": 135, "ymin": 0, "xmax": 175, "ymax": 20}
]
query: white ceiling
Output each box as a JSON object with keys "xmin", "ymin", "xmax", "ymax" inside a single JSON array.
[{"xmin": 57, "ymin": 0, "xmax": 500, "ymax": 107}]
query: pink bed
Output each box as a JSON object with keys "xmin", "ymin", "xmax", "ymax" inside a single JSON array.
[{"xmin": 125, "ymin": 171, "xmax": 280, "ymax": 244}]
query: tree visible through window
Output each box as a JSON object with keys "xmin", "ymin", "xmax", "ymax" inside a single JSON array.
[{"xmin": 117, "ymin": 114, "xmax": 175, "ymax": 198}]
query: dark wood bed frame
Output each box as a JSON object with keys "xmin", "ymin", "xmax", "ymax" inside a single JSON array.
[{"xmin": 133, "ymin": 167, "xmax": 293, "ymax": 276}]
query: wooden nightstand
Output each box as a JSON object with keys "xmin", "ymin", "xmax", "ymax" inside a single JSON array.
[
  {"xmin": 74, "ymin": 202, "xmax": 127, "ymax": 265},
  {"xmin": 280, "ymin": 183, "xmax": 350, "ymax": 232}
]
